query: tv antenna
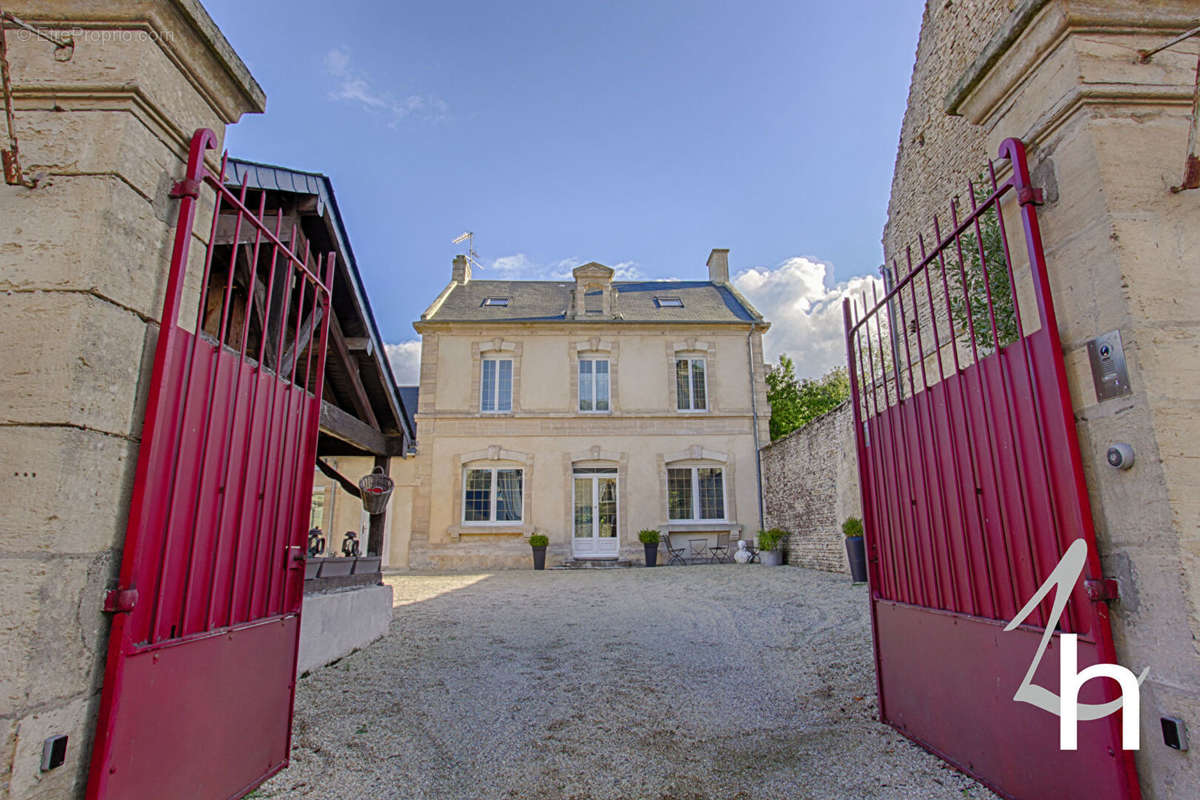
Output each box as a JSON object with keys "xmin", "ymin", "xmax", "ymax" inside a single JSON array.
[{"xmin": 451, "ymin": 231, "xmax": 484, "ymax": 271}]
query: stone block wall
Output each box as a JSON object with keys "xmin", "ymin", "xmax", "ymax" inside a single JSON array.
[
  {"xmin": 759, "ymin": 402, "xmax": 860, "ymax": 573},
  {"xmin": 0, "ymin": 3, "xmax": 263, "ymax": 796}
]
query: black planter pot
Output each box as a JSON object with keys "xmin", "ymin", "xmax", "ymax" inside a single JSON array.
[
  {"xmin": 644, "ymin": 543, "xmax": 658, "ymax": 567},
  {"xmin": 845, "ymin": 536, "xmax": 868, "ymax": 583},
  {"xmin": 531, "ymin": 546, "xmax": 547, "ymax": 570}
]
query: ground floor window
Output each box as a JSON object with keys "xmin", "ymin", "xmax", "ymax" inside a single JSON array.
[
  {"xmin": 463, "ymin": 467, "xmax": 523, "ymax": 523},
  {"xmin": 667, "ymin": 466, "xmax": 725, "ymax": 521}
]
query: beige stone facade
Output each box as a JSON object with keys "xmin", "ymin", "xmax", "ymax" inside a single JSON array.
[
  {"xmin": 889, "ymin": 1, "xmax": 1200, "ymax": 795},
  {"xmin": 404, "ymin": 256, "xmax": 771, "ymax": 570},
  {"xmin": 0, "ymin": 2, "xmax": 263, "ymax": 796}
]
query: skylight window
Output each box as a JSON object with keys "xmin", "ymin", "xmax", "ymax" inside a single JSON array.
[
  {"xmin": 481, "ymin": 297, "xmax": 510, "ymax": 307},
  {"xmin": 655, "ymin": 297, "xmax": 684, "ymax": 308}
]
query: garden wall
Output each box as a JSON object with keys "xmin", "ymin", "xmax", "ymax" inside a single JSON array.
[{"xmin": 759, "ymin": 402, "xmax": 860, "ymax": 573}]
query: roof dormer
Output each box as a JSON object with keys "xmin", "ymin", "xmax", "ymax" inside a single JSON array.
[{"xmin": 572, "ymin": 262, "xmax": 614, "ymax": 318}]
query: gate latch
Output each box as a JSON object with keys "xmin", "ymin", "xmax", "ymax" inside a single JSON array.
[
  {"xmin": 1084, "ymin": 578, "xmax": 1120, "ymax": 602},
  {"xmin": 102, "ymin": 588, "xmax": 139, "ymax": 613}
]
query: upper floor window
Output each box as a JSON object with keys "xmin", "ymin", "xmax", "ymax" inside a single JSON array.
[
  {"xmin": 667, "ymin": 466, "xmax": 725, "ymax": 521},
  {"xmin": 579, "ymin": 358, "xmax": 610, "ymax": 412},
  {"xmin": 675, "ymin": 357, "xmax": 707, "ymax": 411},
  {"xmin": 463, "ymin": 467, "xmax": 523, "ymax": 523},
  {"xmin": 481, "ymin": 357, "xmax": 513, "ymax": 412}
]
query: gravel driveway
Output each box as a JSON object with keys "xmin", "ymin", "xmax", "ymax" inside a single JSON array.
[{"xmin": 258, "ymin": 565, "xmax": 996, "ymax": 799}]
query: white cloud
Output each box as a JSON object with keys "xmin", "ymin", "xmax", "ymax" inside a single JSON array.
[
  {"xmin": 324, "ymin": 47, "xmax": 448, "ymax": 122},
  {"xmin": 385, "ymin": 340, "xmax": 422, "ymax": 385},
  {"xmin": 482, "ymin": 253, "xmax": 655, "ymax": 281},
  {"xmin": 733, "ymin": 257, "xmax": 883, "ymax": 379}
]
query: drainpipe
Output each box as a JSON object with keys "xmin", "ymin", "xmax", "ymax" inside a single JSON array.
[{"xmin": 747, "ymin": 324, "xmax": 765, "ymax": 533}]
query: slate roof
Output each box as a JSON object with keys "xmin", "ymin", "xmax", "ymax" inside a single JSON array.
[
  {"xmin": 397, "ymin": 386, "xmax": 419, "ymax": 438},
  {"xmin": 423, "ymin": 279, "xmax": 762, "ymax": 324}
]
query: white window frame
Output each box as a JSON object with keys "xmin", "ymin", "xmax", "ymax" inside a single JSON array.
[
  {"xmin": 571, "ymin": 469, "xmax": 620, "ymax": 540},
  {"xmin": 480, "ymin": 356, "xmax": 513, "ymax": 413},
  {"xmin": 578, "ymin": 357, "xmax": 611, "ymax": 413},
  {"xmin": 666, "ymin": 465, "xmax": 727, "ymax": 522},
  {"xmin": 675, "ymin": 357, "xmax": 708, "ymax": 412},
  {"xmin": 461, "ymin": 466, "xmax": 524, "ymax": 525}
]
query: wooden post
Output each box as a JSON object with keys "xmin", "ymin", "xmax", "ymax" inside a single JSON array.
[{"xmin": 368, "ymin": 454, "xmax": 390, "ymax": 557}]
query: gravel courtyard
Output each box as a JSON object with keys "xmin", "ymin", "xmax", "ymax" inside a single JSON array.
[{"xmin": 260, "ymin": 565, "xmax": 996, "ymax": 800}]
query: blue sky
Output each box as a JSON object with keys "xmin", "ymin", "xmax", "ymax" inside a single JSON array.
[{"xmin": 204, "ymin": 0, "xmax": 924, "ymax": 382}]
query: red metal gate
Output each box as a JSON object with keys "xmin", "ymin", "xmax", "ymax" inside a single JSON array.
[
  {"xmin": 843, "ymin": 139, "xmax": 1139, "ymax": 800},
  {"xmin": 87, "ymin": 129, "xmax": 335, "ymax": 800}
]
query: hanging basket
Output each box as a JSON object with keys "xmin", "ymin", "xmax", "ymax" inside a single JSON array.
[{"xmin": 358, "ymin": 466, "xmax": 394, "ymax": 515}]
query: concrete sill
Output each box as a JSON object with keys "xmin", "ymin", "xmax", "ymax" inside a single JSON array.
[{"xmin": 450, "ymin": 524, "xmax": 534, "ymax": 540}]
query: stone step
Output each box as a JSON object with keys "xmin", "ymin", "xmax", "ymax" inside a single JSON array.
[{"xmin": 551, "ymin": 558, "xmax": 634, "ymax": 570}]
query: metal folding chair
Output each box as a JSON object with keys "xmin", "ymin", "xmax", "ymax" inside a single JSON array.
[
  {"xmin": 745, "ymin": 538, "xmax": 760, "ymax": 564},
  {"xmin": 709, "ymin": 532, "xmax": 730, "ymax": 563},
  {"xmin": 663, "ymin": 532, "xmax": 687, "ymax": 566},
  {"xmin": 688, "ymin": 538, "xmax": 709, "ymax": 564}
]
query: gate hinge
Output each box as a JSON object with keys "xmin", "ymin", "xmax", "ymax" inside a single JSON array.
[
  {"xmin": 103, "ymin": 588, "xmax": 139, "ymax": 613},
  {"xmin": 1016, "ymin": 186, "xmax": 1044, "ymax": 206},
  {"xmin": 1084, "ymin": 578, "xmax": 1120, "ymax": 602},
  {"xmin": 169, "ymin": 178, "xmax": 201, "ymax": 199}
]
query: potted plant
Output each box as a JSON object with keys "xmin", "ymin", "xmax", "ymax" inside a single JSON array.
[
  {"xmin": 638, "ymin": 529, "xmax": 660, "ymax": 567},
  {"xmin": 757, "ymin": 528, "xmax": 788, "ymax": 566},
  {"xmin": 529, "ymin": 533, "xmax": 549, "ymax": 570},
  {"xmin": 843, "ymin": 517, "xmax": 868, "ymax": 584}
]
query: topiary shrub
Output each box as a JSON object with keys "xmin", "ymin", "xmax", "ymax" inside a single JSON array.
[
  {"xmin": 842, "ymin": 517, "xmax": 864, "ymax": 538},
  {"xmin": 638, "ymin": 529, "xmax": 660, "ymax": 545},
  {"xmin": 528, "ymin": 534, "xmax": 549, "ymax": 548}
]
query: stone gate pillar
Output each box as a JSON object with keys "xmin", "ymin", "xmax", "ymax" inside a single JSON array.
[
  {"xmin": 0, "ymin": 2, "xmax": 263, "ymax": 796},
  {"xmin": 948, "ymin": 2, "xmax": 1200, "ymax": 796}
]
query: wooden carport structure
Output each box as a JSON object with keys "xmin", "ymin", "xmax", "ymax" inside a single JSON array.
[{"xmin": 220, "ymin": 159, "xmax": 412, "ymax": 563}]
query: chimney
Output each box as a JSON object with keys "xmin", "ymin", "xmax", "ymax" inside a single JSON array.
[
  {"xmin": 452, "ymin": 253, "xmax": 471, "ymax": 284},
  {"xmin": 707, "ymin": 248, "xmax": 729, "ymax": 284}
]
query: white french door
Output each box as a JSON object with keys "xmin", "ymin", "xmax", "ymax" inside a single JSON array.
[{"xmin": 572, "ymin": 471, "xmax": 619, "ymax": 558}]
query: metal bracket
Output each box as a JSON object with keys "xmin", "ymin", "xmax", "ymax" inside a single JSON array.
[
  {"xmin": 169, "ymin": 178, "xmax": 201, "ymax": 199},
  {"xmin": 1137, "ymin": 25, "xmax": 1200, "ymax": 192},
  {"xmin": 102, "ymin": 588, "xmax": 139, "ymax": 613},
  {"xmin": 1084, "ymin": 578, "xmax": 1120, "ymax": 602},
  {"xmin": 1016, "ymin": 186, "xmax": 1044, "ymax": 206}
]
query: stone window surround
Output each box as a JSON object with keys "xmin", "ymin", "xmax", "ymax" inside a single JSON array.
[
  {"xmin": 448, "ymin": 445, "xmax": 535, "ymax": 540},
  {"xmin": 470, "ymin": 339, "xmax": 522, "ymax": 415},
  {"xmin": 561, "ymin": 446, "xmax": 630, "ymax": 547},
  {"xmin": 667, "ymin": 339, "xmax": 717, "ymax": 413},
  {"xmin": 656, "ymin": 445, "xmax": 740, "ymax": 534},
  {"xmin": 569, "ymin": 338, "xmax": 619, "ymax": 415}
]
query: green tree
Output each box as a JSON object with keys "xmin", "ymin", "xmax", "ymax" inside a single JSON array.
[
  {"xmin": 949, "ymin": 179, "xmax": 1019, "ymax": 354},
  {"xmin": 765, "ymin": 354, "xmax": 801, "ymax": 441},
  {"xmin": 765, "ymin": 356, "xmax": 851, "ymax": 441}
]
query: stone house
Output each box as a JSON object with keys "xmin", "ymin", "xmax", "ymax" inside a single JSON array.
[{"xmin": 397, "ymin": 250, "xmax": 771, "ymax": 569}]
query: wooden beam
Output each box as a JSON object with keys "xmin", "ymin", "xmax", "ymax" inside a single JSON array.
[
  {"xmin": 344, "ymin": 337, "xmax": 373, "ymax": 356},
  {"xmin": 280, "ymin": 305, "xmax": 324, "ymax": 377},
  {"xmin": 320, "ymin": 400, "xmax": 386, "ymax": 455},
  {"xmin": 214, "ymin": 211, "xmax": 299, "ymax": 246},
  {"xmin": 328, "ymin": 314, "xmax": 381, "ymax": 430}
]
